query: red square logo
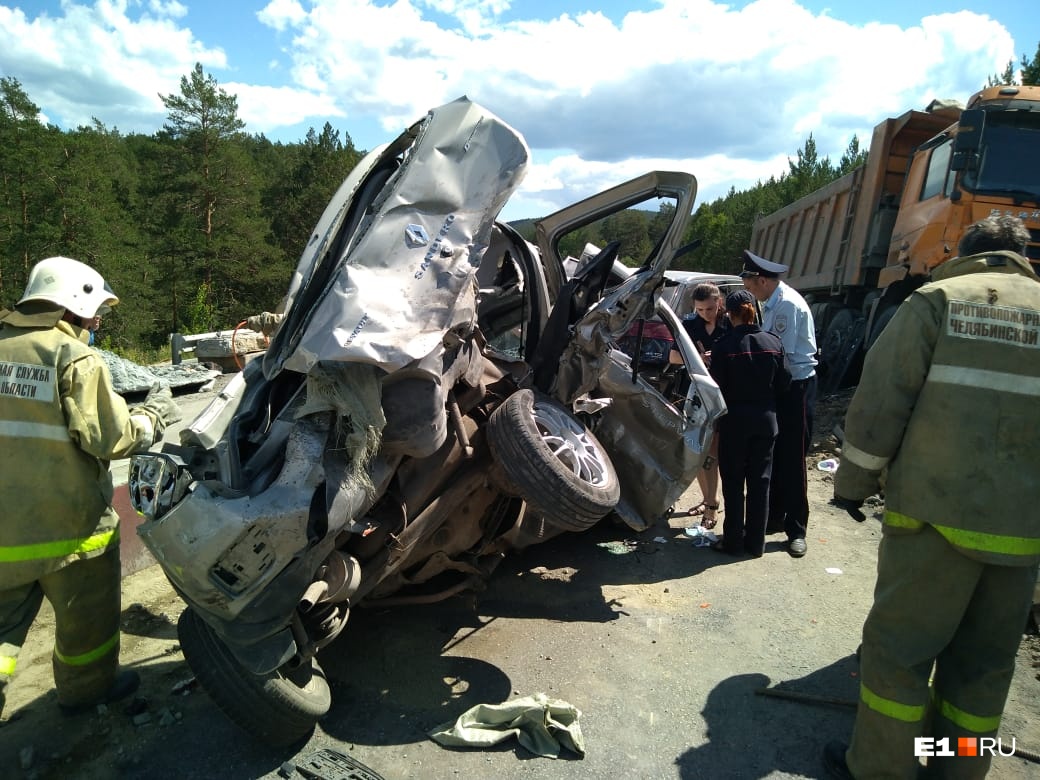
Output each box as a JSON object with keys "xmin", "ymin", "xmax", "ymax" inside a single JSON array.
[{"xmin": 958, "ymin": 737, "xmax": 977, "ymax": 756}]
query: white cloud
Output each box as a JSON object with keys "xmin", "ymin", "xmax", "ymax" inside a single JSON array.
[
  {"xmin": 503, "ymin": 148, "xmax": 793, "ymax": 222},
  {"xmin": 148, "ymin": 0, "xmax": 188, "ymax": 19},
  {"xmin": 258, "ymin": 0, "xmax": 307, "ymax": 33},
  {"xmin": 0, "ymin": 0, "xmax": 1024, "ymax": 215},
  {"xmin": 418, "ymin": 0, "xmax": 512, "ymax": 35},
  {"xmin": 0, "ymin": 1, "xmax": 225, "ymax": 132},
  {"xmin": 255, "ymin": 0, "xmax": 1016, "ymax": 165},
  {"xmin": 225, "ymin": 82, "xmax": 345, "ymax": 132}
]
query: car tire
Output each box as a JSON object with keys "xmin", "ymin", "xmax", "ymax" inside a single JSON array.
[
  {"xmin": 487, "ymin": 389, "xmax": 620, "ymax": 532},
  {"xmin": 177, "ymin": 608, "xmax": 331, "ymax": 746}
]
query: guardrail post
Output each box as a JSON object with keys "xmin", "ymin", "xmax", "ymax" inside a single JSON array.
[{"xmin": 170, "ymin": 333, "xmax": 185, "ymax": 365}]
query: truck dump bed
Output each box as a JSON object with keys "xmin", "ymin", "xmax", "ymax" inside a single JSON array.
[{"xmin": 751, "ymin": 106, "xmax": 960, "ymax": 300}]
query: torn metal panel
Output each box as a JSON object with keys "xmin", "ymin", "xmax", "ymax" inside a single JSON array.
[
  {"xmin": 267, "ymin": 97, "xmax": 530, "ymax": 377},
  {"xmin": 594, "ymin": 360, "xmax": 704, "ymax": 530}
]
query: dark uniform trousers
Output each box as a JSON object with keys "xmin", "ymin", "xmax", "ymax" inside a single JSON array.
[
  {"xmin": 848, "ymin": 525, "xmax": 1038, "ymax": 779},
  {"xmin": 768, "ymin": 375, "xmax": 815, "ymax": 539},
  {"xmin": 717, "ymin": 403, "xmax": 777, "ymax": 555}
]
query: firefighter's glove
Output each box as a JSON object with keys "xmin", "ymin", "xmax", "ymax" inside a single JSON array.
[
  {"xmin": 142, "ymin": 382, "xmax": 182, "ymax": 435},
  {"xmin": 834, "ymin": 460, "xmax": 881, "ymax": 508},
  {"xmin": 246, "ymin": 311, "xmax": 284, "ymax": 337},
  {"xmin": 830, "ymin": 495, "xmax": 866, "ymax": 523}
]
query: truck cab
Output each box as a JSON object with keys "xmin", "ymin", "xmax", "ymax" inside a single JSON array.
[
  {"xmin": 750, "ymin": 85, "xmax": 1040, "ymax": 390},
  {"xmin": 885, "ymin": 86, "xmax": 1040, "ymax": 284}
]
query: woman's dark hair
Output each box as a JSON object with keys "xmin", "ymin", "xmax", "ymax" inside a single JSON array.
[{"xmin": 692, "ymin": 282, "xmax": 721, "ymax": 302}]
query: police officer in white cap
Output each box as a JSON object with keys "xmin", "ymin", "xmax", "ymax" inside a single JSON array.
[{"xmin": 740, "ymin": 250, "xmax": 817, "ymax": 557}]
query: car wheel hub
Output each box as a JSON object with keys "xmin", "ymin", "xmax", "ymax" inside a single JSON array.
[{"xmin": 531, "ymin": 400, "xmax": 610, "ymax": 487}]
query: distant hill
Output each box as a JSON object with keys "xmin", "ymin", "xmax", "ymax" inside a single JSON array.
[{"xmin": 506, "ymin": 218, "xmax": 536, "ymax": 241}]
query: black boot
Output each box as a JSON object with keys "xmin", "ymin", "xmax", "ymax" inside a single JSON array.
[{"xmin": 822, "ymin": 741, "xmax": 854, "ymax": 779}]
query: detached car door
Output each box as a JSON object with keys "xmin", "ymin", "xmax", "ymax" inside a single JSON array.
[{"xmin": 534, "ymin": 172, "xmax": 727, "ymax": 530}]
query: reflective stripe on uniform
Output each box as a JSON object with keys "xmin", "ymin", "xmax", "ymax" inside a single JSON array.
[
  {"xmin": 860, "ymin": 683, "xmax": 928, "ymax": 723},
  {"xmin": 54, "ymin": 630, "xmax": 119, "ymax": 667},
  {"xmin": 932, "ymin": 523, "xmax": 1040, "ymax": 556},
  {"xmin": 929, "ymin": 364, "xmax": 1040, "ymax": 397},
  {"xmin": 0, "ymin": 654, "xmax": 16, "ymax": 676},
  {"xmin": 935, "ymin": 694, "xmax": 1003, "ymax": 734},
  {"xmin": 884, "ymin": 511, "xmax": 1040, "ymax": 556},
  {"xmin": 0, "ymin": 420, "xmax": 71, "ymax": 441},
  {"xmin": 0, "ymin": 528, "xmax": 118, "ymax": 563},
  {"xmin": 842, "ymin": 440, "xmax": 890, "ymax": 471},
  {"xmin": 883, "ymin": 511, "xmax": 925, "ymax": 530}
]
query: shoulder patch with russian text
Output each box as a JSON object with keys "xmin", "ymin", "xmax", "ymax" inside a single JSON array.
[{"xmin": 0, "ymin": 361, "xmax": 56, "ymax": 402}]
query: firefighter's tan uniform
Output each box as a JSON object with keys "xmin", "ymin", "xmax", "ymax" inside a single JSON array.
[
  {"xmin": 835, "ymin": 250, "xmax": 1040, "ymax": 779},
  {"xmin": 0, "ymin": 304, "xmax": 166, "ymax": 709}
]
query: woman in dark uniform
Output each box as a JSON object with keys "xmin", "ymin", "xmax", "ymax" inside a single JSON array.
[
  {"xmin": 669, "ymin": 283, "xmax": 729, "ymax": 528},
  {"xmin": 708, "ymin": 290, "xmax": 791, "ymax": 557}
]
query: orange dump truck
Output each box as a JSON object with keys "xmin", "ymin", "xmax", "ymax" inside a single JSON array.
[{"xmin": 750, "ymin": 85, "xmax": 1040, "ymax": 390}]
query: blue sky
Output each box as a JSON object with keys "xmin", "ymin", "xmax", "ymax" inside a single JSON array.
[{"xmin": 2, "ymin": 1, "xmax": 1038, "ymax": 221}]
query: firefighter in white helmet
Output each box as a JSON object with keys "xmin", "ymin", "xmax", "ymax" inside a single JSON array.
[{"xmin": 0, "ymin": 256, "xmax": 181, "ymax": 716}]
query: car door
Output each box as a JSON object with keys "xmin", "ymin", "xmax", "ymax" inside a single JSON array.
[{"xmin": 532, "ymin": 172, "xmax": 727, "ymax": 529}]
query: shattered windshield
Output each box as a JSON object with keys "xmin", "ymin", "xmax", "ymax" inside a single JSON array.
[{"xmin": 962, "ymin": 110, "xmax": 1040, "ymax": 202}]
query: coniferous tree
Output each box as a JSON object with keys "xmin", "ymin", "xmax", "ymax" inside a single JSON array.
[
  {"xmin": 1022, "ymin": 43, "xmax": 1040, "ymax": 86},
  {"xmin": 987, "ymin": 61, "xmax": 1018, "ymax": 87},
  {"xmin": 837, "ymin": 136, "xmax": 868, "ymax": 175},
  {"xmin": 47, "ymin": 122, "xmax": 147, "ymax": 347},
  {"xmin": 265, "ymin": 123, "xmax": 363, "ymax": 268},
  {"xmin": 0, "ymin": 78, "xmax": 63, "ymax": 300},
  {"xmin": 151, "ymin": 63, "xmax": 280, "ymax": 332}
]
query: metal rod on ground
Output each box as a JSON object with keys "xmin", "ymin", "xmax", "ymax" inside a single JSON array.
[
  {"xmin": 1013, "ymin": 745, "xmax": 1040, "ymax": 764},
  {"xmin": 755, "ymin": 686, "xmax": 856, "ymax": 709}
]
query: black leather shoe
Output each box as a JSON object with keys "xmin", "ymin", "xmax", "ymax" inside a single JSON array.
[
  {"xmin": 59, "ymin": 669, "xmax": 140, "ymax": 716},
  {"xmin": 822, "ymin": 741, "xmax": 853, "ymax": 779},
  {"xmin": 787, "ymin": 537, "xmax": 807, "ymax": 557}
]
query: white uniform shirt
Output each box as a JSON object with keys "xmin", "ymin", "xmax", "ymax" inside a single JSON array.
[{"xmin": 761, "ymin": 281, "xmax": 818, "ymax": 381}]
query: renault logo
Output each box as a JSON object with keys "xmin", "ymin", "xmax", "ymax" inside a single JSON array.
[{"xmin": 405, "ymin": 224, "xmax": 429, "ymax": 247}]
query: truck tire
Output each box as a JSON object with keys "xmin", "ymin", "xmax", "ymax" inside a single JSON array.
[
  {"xmin": 819, "ymin": 309, "xmax": 862, "ymax": 392},
  {"xmin": 177, "ymin": 608, "xmax": 331, "ymax": 746},
  {"xmin": 487, "ymin": 389, "xmax": 620, "ymax": 533}
]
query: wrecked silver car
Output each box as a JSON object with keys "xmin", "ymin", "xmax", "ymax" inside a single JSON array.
[{"xmin": 129, "ymin": 97, "xmax": 725, "ymax": 745}]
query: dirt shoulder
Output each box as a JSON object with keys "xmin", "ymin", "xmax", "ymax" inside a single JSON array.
[{"xmin": 2, "ymin": 390, "xmax": 1038, "ymax": 779}]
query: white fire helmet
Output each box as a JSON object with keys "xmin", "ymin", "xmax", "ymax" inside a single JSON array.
[{"xmin": 17, "ymin": 256, "xmax": 119, "ymax": 320}]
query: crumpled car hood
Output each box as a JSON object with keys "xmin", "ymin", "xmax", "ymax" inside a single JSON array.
[{"xmin": 265, "ymin": 97, "xmax": 530, "ymax": 377}]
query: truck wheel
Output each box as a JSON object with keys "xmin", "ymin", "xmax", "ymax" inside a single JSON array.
[
  {"xmin": 819, "ymin": 309, "xmax": 861, "ymax": 391},
  {"xmin": 487, "ymin": 389, "xmax": 620, "ymax": 533},
  {"xmin": 177, "ymin": 608, "xmax": 331, "ymax": 746}
]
